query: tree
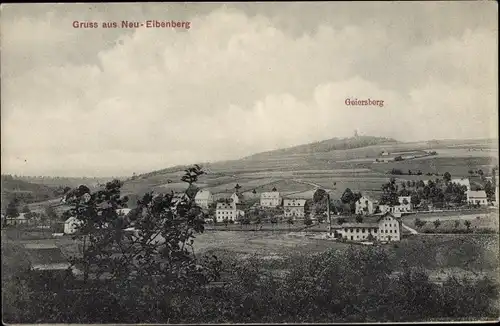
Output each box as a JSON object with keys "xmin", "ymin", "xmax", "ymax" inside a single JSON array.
[
  {"xmin": 454, "ymin": 220, "xmax": 460, "ymax": 229},
  {"xmin": 433, "ymin": 219, "xmax": 441, "ymax": 229},
  {"xmin": 252, "ymin": 189, "xmax": 257, "ymax": 195},
  {"xmin": 303, "ymin": 217, "xmax": 313, "ymax": 226},
  {"xmin": 286, "ymin": 217, "xmax": 294, "ymax": 230},
  {"xmin": 337, "ymin": 217, "xmax": 346, "ymax": 225},
  {"xmin": 415, "ymin": 218, "xmax": 426, "ymax": 229},
  {"xmin": 341, "ymin": 188, "xmax": 354, "ymax": 204},
  {"xmin": 58, "ymin": 165, "xmax": 219, "ymax": 319},
  {"xmin": 6, "ymin": 198, "xmax": 20, "ymax": 218},
  {"xmin": 355, "ymin": 215, "xmax": 363, "ymax": 223},
  {"xmin": 44, "ymin": 205, "xmax": 57, "ymax": 220},
  {"xmin": 234, "ymin": 183, "xmax": 241, "ymax": 193},
  {"xmin": 464, "ymin": 220, "xmax": 472, "ymax": 231},
  {"xmin": 21, "ymin": 205, "xmax": 31, "ymax": 214},
  {"xmin": 443, "ymin": 172, "xmax": 451, "ymax": 183},
  {"xmin": 272, "ymin": 187, "xmax": 277, "ymax": 191},
  {"xmin": 468, "ymin": 169, "xmax": 474, "ymax": 176}
]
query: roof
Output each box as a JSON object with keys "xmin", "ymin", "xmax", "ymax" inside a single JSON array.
[
  {"xmin": 195, "ymin": 189, "xmax": 212, "ymax": 200},
  {"xmin": 216, "ymin": 202, "xmax": 234, "ymax": 210},
  {"xmin": 231, "ymin": 192, "xmax": 244, "ymax": 200},
  {"xmin": 283, "ymin": 199, "xmax": 306, "ymax": 207},
  {"xmin": 339, "ymin": 223, "xmax": 379, "ymax": 228},
  {"xmin": 24, "ymin": 247, "xmax": 69, "ymax": 266},
  {"xmin": 261, "ymin": 192, "xmax": 280, "ymax": 199},
  {"xmin": 467, "ymin": 190, "xmax": 487, "ymax": 198},
  {"xmin": 357, "ymin": 195, "xmax": 378, "ymax": 203}
]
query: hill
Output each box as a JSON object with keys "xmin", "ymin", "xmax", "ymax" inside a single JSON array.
[
  {"xmin": 0, "ymin": 175, "xmax": 63, "ymax": 213},
  {"xmin": 243, "ymin": 136, "xmax": 398, "ymax": 159}
]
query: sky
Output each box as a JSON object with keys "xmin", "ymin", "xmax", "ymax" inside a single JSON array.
[{"xmin": 1, "ymin": 2, "xmax": 498, "ymax": 177}]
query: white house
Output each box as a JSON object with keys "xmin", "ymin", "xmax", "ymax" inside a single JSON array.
[
  {"xmin": 397, "ymin": 196, "xmax": 412, "ymax": 212},
  {"xmin": 381, "ymin": 151, "xmax": 390, "ymax": 156},
  {"xmin": 260, "ymin": 191, "xmax": 281, "ymax": 207},
  {"xmin": 195, "ymin": 189, "xmax": 213, "ymax": 209},
  {"xmin": 467, "ymin": 190, "xmax": 487, "ymax": 206},
  {"xmin": 452, "ymin": 178, "xmax": 471, "ymax": 191},
  {"xmin": 334, "ymin": 213, "xmax": 401, "ymax": 242},
  {"xmin": 378, "ymin": 205, "xmax": 403, "ymax": 217},
  {"xmin": 5, "ymin": 213, "xmax": 29, "ymax": 226},
  {"xmin": 215, "ymin": 202, "xmax": 244, "ymax": 223},
  {"xmin": 64, "ymin": 216, "xmax": 82, "ymax": 234},
  {"xmin": 355, "ymin": 196, "xmax": 378, "ymax": 215},
  {"xmin": 283, "ymin": 199, "xmax": 307, "ymax": 219}
]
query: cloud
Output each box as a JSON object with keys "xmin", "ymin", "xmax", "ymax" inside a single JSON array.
[{"xmin": 1, "ymin": 4, "xmax": 497, "ymax": 176}]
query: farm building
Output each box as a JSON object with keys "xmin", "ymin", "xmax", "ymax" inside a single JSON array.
[
  {"xmin": 260, "ymin": 191, "xmax": 282, "ymax": 208},
  {"xmin": 397, "ymin": 196, "xmax": 412, "ymax": 212},
  {"xmin": 64, "ymin": 216, "xmax": 82, "ymax": 234},
  {"xmin": 451, "ymin": 178, "xmax": 471, "ymax": 191},
  {"xmin": 355, "ymin": 196, "xmax": 378, "ymax": 215},
  {"xmin": 333, "ymin": 212, "xmax": 402, "ymax": 242},
  {"xmin": 5, "ymin": 213, "xmax": 29, "ymax": 226},
  {"xmin": 23, "ymin": 243, "xmax": 72, "ymax": 272},
  {"xmin": 215, "ymin": 202, "xmax": 244, "ymax": 223},
  {"xmin": 195, "ymin": 189, "xmax": 213, "ymax": 208},
  {"xmin": 283, "ymin": 199, "xmax": 307, "ymax": 219},
  {"xmin": 377, "ymin": 205, "xmax": 403, "ymax": 217},
  {"xmin": 467, "ymin": 190, "xmax": 487, "ymax": 206}
]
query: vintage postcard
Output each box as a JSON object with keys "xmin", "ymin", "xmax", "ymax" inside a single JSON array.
[{"xmin": 1, "ymin": 2, "xmax": 498, "ymax": 324}]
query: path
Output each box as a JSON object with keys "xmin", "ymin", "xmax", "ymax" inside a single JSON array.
[
  {"xmin": 402, "ymin": 223, "xmax": 418, "ymax": 235},
  {"xmin": 292, "ymin": 179, "xmax": 333, "ymax": 192}
]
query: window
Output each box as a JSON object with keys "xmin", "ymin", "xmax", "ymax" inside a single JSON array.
[
  {"xmin": 374, "ymin": 229, "xmax": 377, "ymax": 233},
  {"xmin": 356, "ymin": 229, "xmax": 359, "ymax": 233},
  {"xmin": 351, "ymin": 236, "xmax": 353, "ymax": 240},
  {"xmin": 362, "ymin": 228, "xmax": 365, "ymax": 233}
]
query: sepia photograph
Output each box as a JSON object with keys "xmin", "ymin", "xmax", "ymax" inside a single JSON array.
[{"xmin": 1, "ymin": 2, "xmax": 499, "ymax": 324}]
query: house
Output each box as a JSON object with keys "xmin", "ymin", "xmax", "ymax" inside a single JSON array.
[
  {"xmin": 355, "ymin": 196, "xmax": 378, "ymax": 215},
  {"xmin": 283, "ymin": 199, "xmax": 307, "ymax": 219},
  {"xmin": 215, "ymin": 202, "xmax": 244, "ymax": 223},
  {"xmin": 451, "ymin": 178, "xmax": 471, "ymax": 191},
  {"xmin": 381, "ymin": 151, "xmax": 389, "ymax": 156},
  {"xmin": 64, "ymin": 216, "xmax": 82, "ymax": 234},
  {"xmin": 260, "ymin": 191, "xmax": 281, "ymax": 208},
  {"xmin": 377, "ymin": 205, "xmax": 403, "ymax": 217},
  {"xmin": 467, "ymin": 190, "xmax": 487, "ymax": 206},
  {"xmin": 334, "ymin": 212, "xmax": 402, "ymax": 242},
  {"xmin": 230, "ymin": 192, "xmax": 244, "ymax": 204},
  {"xmin": 5, "ymin": 213, "xmax": 29, "ymax": 226},
  {"xmin": 398, "ymin": 196, "xmax": 412, "ymax": 212},
  {"xmin": 195, "ymin": 189, "xmax": 213, "ymax": 209}
]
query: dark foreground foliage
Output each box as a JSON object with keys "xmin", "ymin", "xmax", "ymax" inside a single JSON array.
[{"xmin": 3, "ymin": 246, "xmax": 498, "ymax": 323}]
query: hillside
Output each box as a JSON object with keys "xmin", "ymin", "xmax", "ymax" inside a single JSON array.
[
  {"xmin": 1, "ymin": 175, "xmax": 62, "ymax": 213},
  {"xmin": 243, "ymin": 136, "xmax": 398, "ymax": 159}
]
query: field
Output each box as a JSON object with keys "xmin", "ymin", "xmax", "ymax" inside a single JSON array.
[{"xmin": 402, "ymin": 210, "xmax": 499, "ymax": 233}]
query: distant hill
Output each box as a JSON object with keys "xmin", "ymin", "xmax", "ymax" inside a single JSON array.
[
  {"xmin": 243, "ymin": 136, "xmax": 398, "ymax": 159},
  {"xmin": 1, "ymin": 175, "xmax": 62, "ymax": 213}
]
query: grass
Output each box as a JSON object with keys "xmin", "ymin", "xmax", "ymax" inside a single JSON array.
[{"xmin": 404, "ymin": 211, "xmax": 499, "ymax": 233}]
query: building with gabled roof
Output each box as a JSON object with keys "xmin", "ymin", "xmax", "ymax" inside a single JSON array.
[
  {"xmin": 260, "ymin": 191, "xmax": 281, "ymax": 208},
  {"xmin": 467, "ymin": 190, "xmax": 487, "ymax": 206},
  {"xmin": 195, "ymin": 189, "xmax": 213, "ymax": 209},
  {"xmin": 283, "ymin": 199, "xmax": 307, "ymax": 219},
  {"xmin": 355, "ymin": 196, "xmax": 378, "ymax": 215},
  {"xmin": 332, "ymin": 212, "xmax": 402, "ymax": 242}
]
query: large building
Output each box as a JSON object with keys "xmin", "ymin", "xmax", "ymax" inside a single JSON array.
[
  {"xmin": 333, "ymin": 213, "xmax": 402, "ymax": 242},
  {"xmin": 215, "ymin": 202, "xmax": 244, "ymax": 223},
  {"xmin": 195, "ymin": 189, "xmax": 213, "ymax": 209},
  {"xmin": 467, "ymin": 190, "xmax": 488, "ymax": 206},
  {"xmin": 355, "ymin": 196, "xmax": 378, "ymax": 215},
  {"xmin": 260, "ymin": 191, "xmax": 282, "ymax": 208},
  {"xmin": 451, "ymin": 178, "xmax": 471, "ymax": 191},
  {"xmin": 283, "ymin": 199, "xmax": 307, "ymax": 219}
]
